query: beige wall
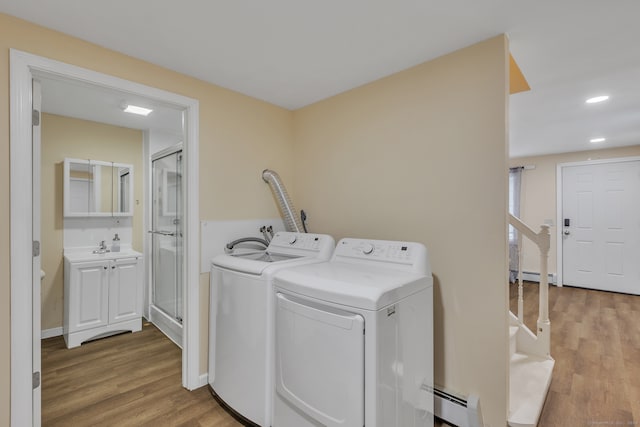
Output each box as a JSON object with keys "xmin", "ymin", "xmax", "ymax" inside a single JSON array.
[
  {"xmin": 510, "ymin": 145, "xmax": 640, "ymax": 277},
  {"xmin": 2, "ymin": 13, "xmax": 511, "ymax": 427},
  {"xmin": 293, "ymin": 36, "xmax": 510, "ymax": 427},
  {"xmin": 1, "ymin": 13, "xmax": 294, "ymax": 424},
  {"xmin": 40, "ymin": 113, "xmax": 143, "ymax": 331}
]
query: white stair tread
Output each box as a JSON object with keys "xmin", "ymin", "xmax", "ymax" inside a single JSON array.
[{"xmin": 508, "ymin": 352, "xmax": 555, "ymax": 427}]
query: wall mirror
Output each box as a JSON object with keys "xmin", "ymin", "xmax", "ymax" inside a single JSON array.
[{"xmin": 64, "ymin": 158, "xmax": 134, "ymax": 217}]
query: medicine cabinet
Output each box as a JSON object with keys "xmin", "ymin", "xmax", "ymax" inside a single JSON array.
[{"xmin": 64, "ymin": 158, "xmax": 134, "ymax": 217}]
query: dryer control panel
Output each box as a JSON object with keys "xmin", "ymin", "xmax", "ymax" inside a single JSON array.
[{"xmin": 332, "ymin": 238, "xmax": 431, "ymax": 275}]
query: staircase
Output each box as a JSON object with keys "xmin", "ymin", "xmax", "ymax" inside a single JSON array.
[{"xmin": 507, "ymin": 215, "xmax": 555, "ymax": 427}]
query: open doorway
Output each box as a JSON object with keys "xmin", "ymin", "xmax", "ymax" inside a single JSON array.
[{"xmin": 10, "ymin": 49, "xmax": 200, "ymax": 426}]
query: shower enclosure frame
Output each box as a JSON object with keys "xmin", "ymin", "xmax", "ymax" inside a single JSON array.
[{"xmin": 148, "ymin": 144, "xmax": 184, "ymax": 346}]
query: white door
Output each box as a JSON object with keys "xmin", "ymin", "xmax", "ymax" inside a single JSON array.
[
  {"xmin": 32, "ymin": 79, "xmax": 42, "ymax": 427},
  {"xmin": 562, "ymin": 160, "xmax": 640, "ymax": 294}
]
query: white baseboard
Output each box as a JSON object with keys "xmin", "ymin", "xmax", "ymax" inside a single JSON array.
[
  {"xmin": 197, "ymin": 373, "xmax": 209, "ymax": 388},
  {"xmin": 41, "ymin": 327, "xmax": 63, "ymax": 339},
  {"xmin": 519, "ymin": 271, "xmax": 557, "ymax": 285}
]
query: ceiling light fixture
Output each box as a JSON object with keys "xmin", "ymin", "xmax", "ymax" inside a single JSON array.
[
  {"xmin": 123, "ymin": 104, "xmax": 153, "ymax": 116},
  {"xmin": 590, "ymin": 137, "xmax": 606, "ymax": 143},
  {"xmin": 585, "ymin": 95, "xmax": 609, "ymax": 104}
]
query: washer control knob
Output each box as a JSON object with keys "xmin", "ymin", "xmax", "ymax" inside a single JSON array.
[
  {"xmin": 288, "ymin": 235, "xmax": 297, "ymax": 245},
  {"xmin": 362, "ymin": 243, "xmax": 374, "ymax": 255}
]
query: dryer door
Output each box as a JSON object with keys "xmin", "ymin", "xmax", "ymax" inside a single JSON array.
[{"xmin": 275, "ymin": 292, "xmax": 364, "ymax": 427}]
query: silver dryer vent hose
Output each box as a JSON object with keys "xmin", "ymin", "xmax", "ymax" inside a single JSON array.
[{"xmin": 262, "ymin": 169, "xmax": 304, "ymax": 233}]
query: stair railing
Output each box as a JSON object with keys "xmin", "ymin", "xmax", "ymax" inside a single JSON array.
[{"xmin": 508, "ymin": 214, "xmax": 551, "ymax": 357}]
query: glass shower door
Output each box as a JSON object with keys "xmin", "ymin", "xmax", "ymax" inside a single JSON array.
[{"xmin": 151, "ymin": 150, "xmax": 183, "ymax": 323}]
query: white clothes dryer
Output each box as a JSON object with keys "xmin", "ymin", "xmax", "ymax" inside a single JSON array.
[
  {"xmin": 209, "ymin": 231, "xmax": 335, "ymax": 427},
  {"xmin": 272, "ymin": 238, "xmax": 434, "ymax": 427}
]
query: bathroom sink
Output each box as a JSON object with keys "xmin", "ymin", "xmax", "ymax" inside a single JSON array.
[{"xmin": 64, "ymin": 248, "xmax": 143, "ymax": 263}]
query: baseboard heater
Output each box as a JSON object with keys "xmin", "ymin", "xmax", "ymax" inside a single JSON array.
[{"xmin": 434, "ymin": 386, "xmax": 484, "ymax": 427}]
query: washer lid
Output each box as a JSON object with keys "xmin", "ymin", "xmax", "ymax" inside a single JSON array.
[
  {"xmin": 232, "ymin": 251, "xmax": 301, "ymax": 263},
  {"xmin": 273, "ymin": 261, "xmax": 432, "ymax": 311},
  {"xmin": 212, "ymin": 232, "xmax": 335, "ymax": 275},
  {"xmin": 212, "ymin": 252, "xmax": 309, "ymax": 275}
]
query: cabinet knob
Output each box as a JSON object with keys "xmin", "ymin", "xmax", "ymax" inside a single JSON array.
[
  {"xmin": 111, "ymin": 265, "xmax": 116, "ymax": 269},
  {"xmin": 103, "ymin": 266, "xmax": 107, "ymax": 270}
]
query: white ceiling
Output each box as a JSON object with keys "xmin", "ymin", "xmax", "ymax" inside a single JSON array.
[
  {"xmin": 36, "ymin": 73, "xmax": 184, "ymax": 135},
  {"xmin": 2, "ymin": 0, "xmax": 639, "ymax": 157}
]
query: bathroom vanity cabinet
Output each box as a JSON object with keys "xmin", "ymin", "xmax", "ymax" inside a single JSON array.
[{"xmin": 63, "ymin": 252, "xmax": 143, "ymax": 348}]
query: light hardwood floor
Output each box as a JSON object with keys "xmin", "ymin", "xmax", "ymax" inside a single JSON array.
[
  {"xmin": 42, "ymin": 322, "xmax": 450, "ymax": 426},
  {"xmin": 42, "ymin": 322, "xmax": 242, "ymax": 426},
  {"xmin": 510, "ymin": 281, "xmax": 640, "ymax": 427},
  {"xmin": 44, "ymin": 283, "xmax": 636, "ymax": 427}
]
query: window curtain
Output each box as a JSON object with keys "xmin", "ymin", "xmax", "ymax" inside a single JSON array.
[{"xmin": 509, "ymin": 167, "xmax": 522, "ymax": 283}]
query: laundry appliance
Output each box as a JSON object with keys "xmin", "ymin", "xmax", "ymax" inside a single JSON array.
[
  {"xmin": 209, "ymin": 231, "xmax": 335, "ymax": 426},
  {"xmin": 272, "ymin": 238, "xmax": 434, "ymax": 427}
]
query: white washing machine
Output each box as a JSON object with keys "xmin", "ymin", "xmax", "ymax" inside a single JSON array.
[
  {"xmin": 272, "ymin": 238, "xmax": 434, "ymax": 427},
  {"xmin": 209, "ymin": 231, "xmax": 335, "ymax": 426}
]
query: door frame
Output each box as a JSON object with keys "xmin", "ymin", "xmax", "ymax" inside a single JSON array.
[
  {"xmin": 10, "ymin": 49, "xmax": 201, "ymax": 426},
  {"xmin": 555, "ymin": 155, "xmax": 640, "ymax": 288}
]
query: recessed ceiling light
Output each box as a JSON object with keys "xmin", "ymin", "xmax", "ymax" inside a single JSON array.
[
  {"xmin": 590, "ymin": 137, "xmax": 606, "ymax": 143},
  {"xmin": 123, "ymin": 104, "xmax": 153, "ymax": 116},
  {"xmin": 585, "ymin": 95, "xmax": 609, "ymax": 104}
]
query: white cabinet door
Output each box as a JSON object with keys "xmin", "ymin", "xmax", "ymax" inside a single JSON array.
[
  {"xmin": 69, "ymin": 260, "xmax": 109, "ymax": 332},
  {"xmin": 109, "ymin": 257, "xmax": 142, "ymax": 324}
]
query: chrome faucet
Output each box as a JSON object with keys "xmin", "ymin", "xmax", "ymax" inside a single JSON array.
[{"xmin": 92, "ymin": 240, "xmax": 110, "ymax": 254}]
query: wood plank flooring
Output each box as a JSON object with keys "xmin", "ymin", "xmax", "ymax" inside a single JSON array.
[
  {"xmin": 43, "ymin": 322, "xmax": 450, "ymax": 426},
  {"xmin": 43, "ymin": 284, "xmax": 636, "ymax": 427},
  {"xmin": 42, "ymin": 322, "xmax": 241, "ymax": 426},
  {"xmin": 510, "ymin": 282, "xmax": 640, "ymax": 427}
]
